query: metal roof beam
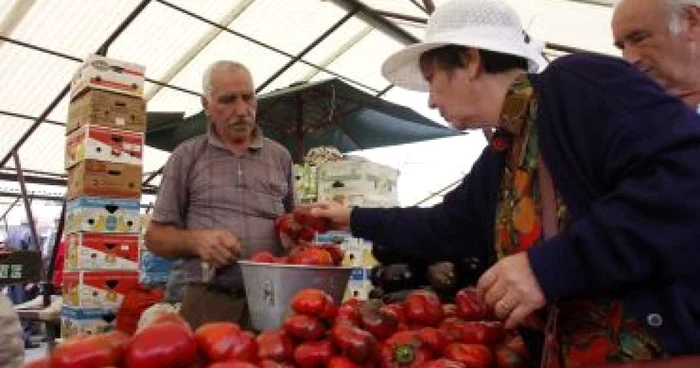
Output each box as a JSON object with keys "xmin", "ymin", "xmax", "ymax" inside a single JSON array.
[
  {"xmin": 156, "ymin": 0, "xmax": 380, "ymax": 93},
  {"xmin": 0, "ymin": 0, "xmax": 37, "ymax": 45},
  {"xmin": 0, "ymin": 0, "xmax": 152, "ymax": 170},
  {"xmin": 144, "ymin": 0, "xmax": 255, "ymax": 101},
  {"xmin": 330, "ymin": 0, "xmax": 419, "ymax": 45}
]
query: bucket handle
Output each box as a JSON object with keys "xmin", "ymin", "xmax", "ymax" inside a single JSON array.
[{"xmin": 263, "ymin": 280, "xmax": 274, "ymax": 307}]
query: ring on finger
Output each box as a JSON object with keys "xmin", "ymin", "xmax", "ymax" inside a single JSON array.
[{"xmin": 497, "ymin": 298, "xmax": 516, "ymax": 313}]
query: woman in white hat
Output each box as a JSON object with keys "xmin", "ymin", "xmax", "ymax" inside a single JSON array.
[{"xmin": 311, "ymin": 0, "xmax": 700, "ymax": 365}]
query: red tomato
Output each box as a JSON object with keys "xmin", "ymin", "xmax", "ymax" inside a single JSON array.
[
  {"xmin": 194, "ymin": 322, "xmax": 257, "ymax": 362},
  {"xmin": 250, "ymin": 251, "xmax": 276, "ymax": 263},
  {"xmin": 51, "ymin": 330, "xmax": 129, "ymax": 368},
  {"xmin": 124, "ymin": 321, "xmax": 198, "ymax": 368},
  {"xmin": 207, "ymin": 360, "xmax": 258, "ymax": 368},
  {"xmin": 402, "ymin": 290, "xmax": 443, "ymax": 327},
  {"xmin": 331, "ymin": 324, "xmax": 378, "ymax": 364},
  {"xmin": 455, "ymin": 288, "xmax": 491, "ymax": 321},
  {"xmin": 289, "ymin": 247, "xmax": 334, "ymax": 266},
  {"xmin": 316, "ymin": 245, "xmax": 344, "ymax": 265},
  {"xmin": 293, "ymin": 339, "xmax": 334, "ymax": 368},
  {"xmin": 290, "ymin": 289, "xmax": 335, "ymax": 318},
  {"xmin": 442, "ymin": 343, "xmax": 493, "ymax": 368},
  {"xmin": 336, "ymin": 298, "xmax": 364, "ymax": 326},
  {"xmin": 258, "ymin": 360, "xmax": 294, "ymax": 368},
  {"xmin": 283, "ymin": 314, "xmax": 326, "ymax": 341},
  {"xmin": 256, "ymin": 330, "xmax": 295, "ymax": 363}
]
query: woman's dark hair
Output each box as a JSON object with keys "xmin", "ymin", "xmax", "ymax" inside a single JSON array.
[{"xmin": 419, "ymin": 45, "xmax": 528, "ymax": 74}]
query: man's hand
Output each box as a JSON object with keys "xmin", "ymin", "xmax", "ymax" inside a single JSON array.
[
  {"xmin": 307, "ymin": 201, "xmax": 352, "ymax": 229},
  {"xmin": 476, "ymin": 252, "xmax": 546, "ymax": 329},
  {"xmin": 186, "ymin": 229, "xmax": 242, "ymax": 268}
]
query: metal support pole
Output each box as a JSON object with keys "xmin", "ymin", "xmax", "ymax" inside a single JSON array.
[
  {"xmin": 0, "ymin": 197, "xmax": 21, "ymax": 224},
  {"xmin": 12, "ymin": 152, "xmax": 41, "ymax": 254}
]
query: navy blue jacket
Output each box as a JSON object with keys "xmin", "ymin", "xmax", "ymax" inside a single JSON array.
[{"xmin": 351, "ymin": 54, "xmax": 700, "ymax": 354}]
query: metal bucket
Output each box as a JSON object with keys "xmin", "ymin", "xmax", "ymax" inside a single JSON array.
[{"xmin": 238, "ymin": 260, "xmax": 353, "ymax": 331}]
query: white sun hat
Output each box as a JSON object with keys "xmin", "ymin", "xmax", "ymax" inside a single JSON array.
[{"xmin": 381, "ymin": 0, "xmax": 547, "ymax": 92}]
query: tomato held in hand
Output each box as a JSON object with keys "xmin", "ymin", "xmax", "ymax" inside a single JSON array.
[{"xmin": 455, "ymin": 288, "xmax": 491, "ymax": 321}]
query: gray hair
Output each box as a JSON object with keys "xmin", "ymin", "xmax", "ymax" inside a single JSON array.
[
  {"xmin": 201, "ymin": 60, "xmax": 251, "ymax": 98},
  {"xmin": 667, "ymin": 0, "xmax": 700, "ymax": 34}
]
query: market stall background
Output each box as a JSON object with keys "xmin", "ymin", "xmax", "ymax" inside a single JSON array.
[{"xmin": 0, "ymin": 0, "xmax": 619, "ymax": 225}]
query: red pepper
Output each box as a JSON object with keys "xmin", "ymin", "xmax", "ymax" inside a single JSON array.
[
  {"xmin": 124, "ymin": 320, "xmax": 198, "ymax": 368},
  {"xmin": 443, "ymin": 343, "xmax": 493, "ymax": 368},
  {"xmin": 256, "ymin": 330, "xmax": 295, "ymax": 363},
  {"xmin": 283, "ymin": 314, "xmax": 326, "ymax": 341},
  {"xmin": 290, "ymin": 288, "xmax": 336, "ymax": 320},
  {"xmin": 439, "ymin": 318, "xmax": 505, "ymax": 346},
  {"xmin": 50, "ymin": 330, "xmax": 129, "ymax": 368},
  {"xmin": 455, "ymin": 288, "xmax": 491, "ymax": 321},
  {"xmin": 359, "ymin": 299, "xmax": 399, "ymax": 340},
  {"xmin": 379, "ymin": 331, "xmax": 432, "ymax": 368},
  {"xmin": 328, "ymin": 356, "xmax": 364, "ymax": 368},
  {"xmin": 293, "ymin": 339, "xmax": 334, "ymax": 368},
  {"xmin": 331, "ymin": 324, "xmax": 378, "ymax": 364},
  {"xmin": 416, "ymin": 327, "xmax": 449, "ymax": 354},
  {"xmin": 194, "ymin": 322, "xmax": 257, "ymax": 362},
  {"xmin": 402, "ymin": 290, "xmax": 443, "ymax": 327},
  {"xmin": 422, "ymin": 358, "xmax": 467, "ymax": 368}
]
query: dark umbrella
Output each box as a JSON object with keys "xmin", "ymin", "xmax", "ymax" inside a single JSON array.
[{"xmin": 145, "ymin": 78, "xmax": 459, "ymax": 162}]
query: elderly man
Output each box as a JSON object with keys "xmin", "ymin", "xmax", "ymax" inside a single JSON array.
[
  {"xmin": 613, "ymin": 0, "xmax": 700, "ymax": 112},
  {"xmin": 145, "ymin": 61, "xmax": 294, "ymax": 329}
]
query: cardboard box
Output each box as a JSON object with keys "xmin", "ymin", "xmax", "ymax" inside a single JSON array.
[
  {"xmin": 63, "ymin": 271, "xmax": 139, "ymax": 308},
  {"xmin": 70, "ymin": 54, "xmax": 145, "ymax": 99},
  {"xmin": 343, "ymin": 268, "xmax": 372, "ymax": 301},
  {"xmin": 67, "ymin": 159, "xmax": 142, "ymax": 200},
  {"xmin": 317, "ymin": 160, "xmax": 399, "ymax": 207},
  {"xmin": 67, "ymin": 89, "xmax": 146, "ymax": 133},
  {"xmin": 65, "ymin": 125, "xmax": 143, "ymax": 169},
  {"xmin": 293, "ymin": 164, "xmax": 318, "ymax": 205},
  {"xmin": 315, "ymin": 231, "xmax": 376, "ymax": 267},
  {"xmin": 65, "ymin": 197, "xmax": 141, "ymax": 234},
  {"xmin": 0, "ymin": 250, "xmax": 42, "ymax": 285},
  {"xmin": 65, "ymin": 233, "xmax": 140, "ymax": 271},
  {"xmin": 61, "ymin": 306, "xmax": 117, "ymax": 339}
]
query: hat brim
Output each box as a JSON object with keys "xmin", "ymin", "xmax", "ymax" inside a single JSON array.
[
  {"xmin": 381, "ymin": 42, "xmax": 449, "ymax": 92},
  {"xmin": 382, "ymin": 41, "xmax": 544, "ymax": 92}
]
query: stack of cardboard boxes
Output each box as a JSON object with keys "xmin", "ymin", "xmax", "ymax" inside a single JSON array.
[
  {"xmin": 312, "ymin": 158, "xmax": 400, "ymax": 301},
  {"xmin": 60, "ymin": 54, "xmax": 146, "ymax": 338}
]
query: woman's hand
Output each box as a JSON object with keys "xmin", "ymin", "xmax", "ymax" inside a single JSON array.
[
  {"xmin": 307, "ymin": 201, "xmax": 352, "ymax": 230},
  {"xmin": 476, "ymin": 252, "xmax": 546, "ymax": 329}
]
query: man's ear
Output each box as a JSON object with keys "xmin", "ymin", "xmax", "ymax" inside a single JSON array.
[
  {"xmin": 683, "ymin": 5, "xmax": 700, "ymax": 40},
  {"xmin": 460, "ymin": 48, "xmax": 482, "ymax": 80},
  {"xmin": 201, "ymin": 95, "xmax": 209, "ymax": 114}
]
